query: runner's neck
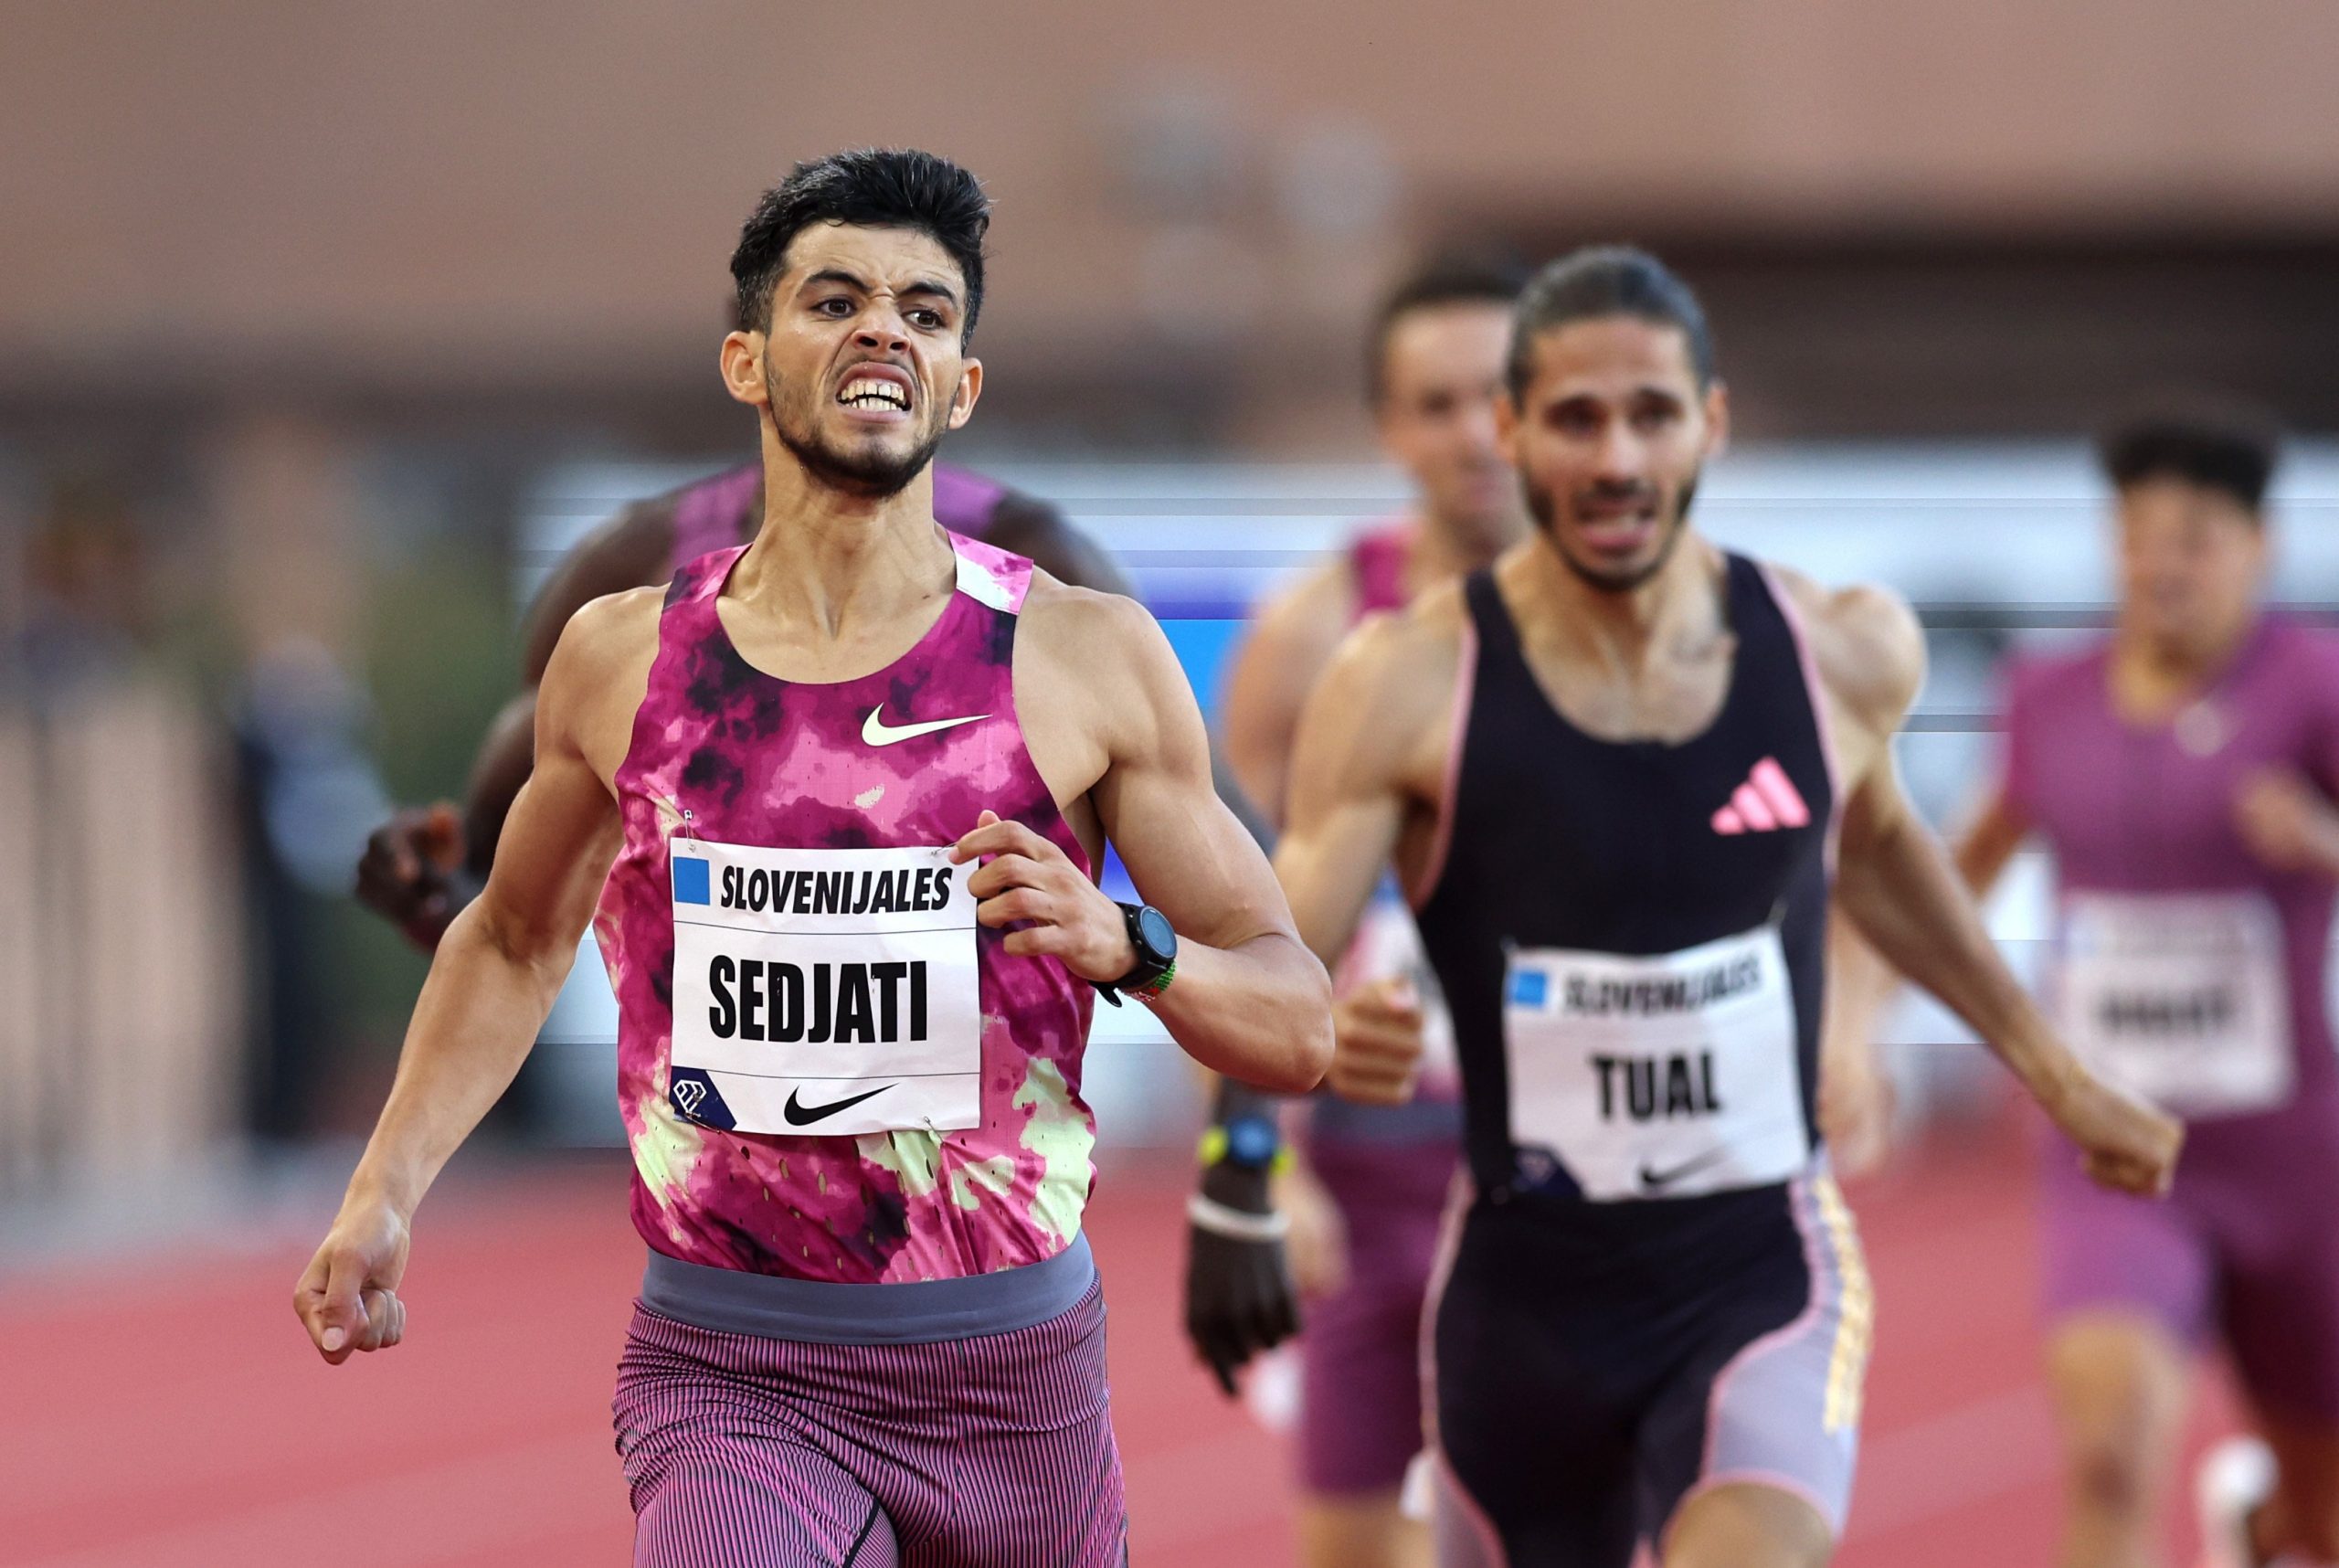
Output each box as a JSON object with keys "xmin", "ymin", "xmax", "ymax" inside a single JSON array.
[
  {"xmin": 1507, "ymin": 528, "xmax": 1730, "ymax": 679},
  {"xmin": 1410, "ymin": 504, "xmax": 1523, "ymax": 594},
  {"xmin": 2108, "ymin": 609, "xmax": 2262, "ymax": 725},
  {"xmin": 728, "ymin": 449, "xmax": 955, "ymax": 638}
]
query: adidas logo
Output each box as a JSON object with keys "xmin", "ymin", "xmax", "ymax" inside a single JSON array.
[{"xmin": 1710, "ymin": 758, "xmax": 1810, "ymax": 835}]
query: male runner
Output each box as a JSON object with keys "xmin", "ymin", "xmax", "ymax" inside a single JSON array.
[
  {"xmin": 1271, "ymin": 246, "xmax": 2183, "ymax": 1567},
  {"xmin": 355, "ymin": 441, "xmax": 1124, "ymax": 949},
  {"xmin": 294, "ymin": 148, "xmax": 1334, "ymax": 1567},
  {"xmin": 1838, "ymin": 408, "xmax": 2339, "ymax": 1568},
  {"xmin": 1182, "ymin": 256, "xmax": 1528, "ymax": 1568}
]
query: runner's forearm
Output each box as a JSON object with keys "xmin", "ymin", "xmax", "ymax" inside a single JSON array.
[
  {"xmin": 344, "ymin": 898, "xmax": 577, "ymax": 1216},
  {"xmin": 1837, "ymin": 804, "xmax": 2080, "ymax": 1103},
  {"xmin": 1148, "ymin": 932, "xmax": 1332, "ymax": 1093},
  {"xmin": 1822, "ymin": 911, "xmax": 1899, "ymax": 1067},
  {"xmin": 1832, "ymin": 783, "xmax": 2031, "ymax": 1023},
  {"xmin": 1201, "ymin": 739, "xmax": 1285, "ymax": 1118}
]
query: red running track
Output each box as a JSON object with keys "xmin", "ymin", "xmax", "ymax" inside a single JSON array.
[{"xmin": 0, "ymin": 1115, "xmax": 2241, "ymax": 1567}]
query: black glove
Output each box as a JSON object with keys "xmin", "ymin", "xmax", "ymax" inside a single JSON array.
[{"xmin": 1180, "ymin": 1162, "xmax": 1301, "ymax": 1398}]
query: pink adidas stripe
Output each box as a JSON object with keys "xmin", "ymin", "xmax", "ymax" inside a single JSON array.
[
  {"xmin": 1750, "ymin": 758, "xmax": 1810, "ymax": 828},
  {"xmin": 1732, "ymin": 782, "xmax": 1779, "ymax": 832},
  {"xmin": 1713, "ymin": 757, "xmax": 1811, "ymax": 836}
]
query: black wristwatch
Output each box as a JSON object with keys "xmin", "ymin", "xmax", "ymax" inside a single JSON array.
[{"xmin": 1094, "ymin": 901, "xmax": 1178, "ymax": 1007}]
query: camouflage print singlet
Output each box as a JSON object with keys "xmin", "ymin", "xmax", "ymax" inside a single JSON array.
[{"xmin": 595, "ymin": 530, "xmax": 1098, "ymax": 1284}]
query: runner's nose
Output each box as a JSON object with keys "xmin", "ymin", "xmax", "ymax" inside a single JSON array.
[{"xmin": 853, "ymin": 321, "xmax": 910, "ymax": 357}]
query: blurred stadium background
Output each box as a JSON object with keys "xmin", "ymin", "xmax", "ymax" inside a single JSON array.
[{"xmin": 5, "ymin": 3, "xmax": 2338, "ymax": 1563}]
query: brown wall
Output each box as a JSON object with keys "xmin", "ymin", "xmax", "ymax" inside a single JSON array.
[{"xmin": 5, "ymin": 0, "xmax": 2337, "ymax": 437}]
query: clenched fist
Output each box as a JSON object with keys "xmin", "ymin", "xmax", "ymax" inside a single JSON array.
[
  {"xmin": 355, "ymin": 802, "xmax": 467, "ymax": 949},
  {"xmin": 2038, "ymin": 1059, "xmax": 2185, "ymax": 1197},
  {"xmin": 1326, "ymin": 976, "xmax": 1425, "ymax": 1106},
  {"xmin": 293, "ymin": 1198, "xmax": 412, "ymax": 1364}
]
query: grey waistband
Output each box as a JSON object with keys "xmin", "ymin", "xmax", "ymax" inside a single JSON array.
[{"xmin": 640, "ymin": 1231, "xmax": 1096, "ymax": 1345}]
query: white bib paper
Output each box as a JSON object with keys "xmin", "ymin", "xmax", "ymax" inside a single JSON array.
[
  {"xmin": 2057, "ymin": 890, "xmax": 2293, "ymax": 1118},
  {"xmin": 668, "ymin": 838, "xmax": 981, "ymax": 1136},
  {"xmin": 1502, "ymin": 926, "xmax": 1808, "ymax": 1201}
]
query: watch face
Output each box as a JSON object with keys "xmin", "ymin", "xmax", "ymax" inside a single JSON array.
[{"xmin": 1137, "ymin": 905, "xmax": 1177, "ymax": 960}]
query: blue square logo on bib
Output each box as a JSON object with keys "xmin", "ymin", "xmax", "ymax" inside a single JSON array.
[
  {"xmin": 672, "ymin": 855, "xmax": 710, "ymax": 906},
  {"xmin": 1508, "ymin": 969, "xmax": 1548, "ymax": 1008}
]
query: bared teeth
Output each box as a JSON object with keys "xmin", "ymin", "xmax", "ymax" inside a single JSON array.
[{"xmin": 840, "ymin": 376, "xmax": 909, "ymax": 410}]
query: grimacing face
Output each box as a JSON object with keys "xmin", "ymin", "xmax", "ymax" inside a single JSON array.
[
  {"xmin": 2114, "ymin": 474, "xmax": 2267, "ymax": 660},
  {"xmin": 721, "ymin": 222, "xmax": 982, "ymax": 499},
  {"xmin": 1498, "ymin": 316, "xmax": 1726, "ymax": 593},
  {"xmin": 1375, "ymin": 302, "xmax": 1518, "ymax": 546}
]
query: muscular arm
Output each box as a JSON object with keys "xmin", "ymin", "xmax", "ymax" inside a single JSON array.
[
  {"xmin": 992, "ymin": 494, "xmax": 1272, "ymax": 847},
  {"xmin": 1825, "ymin": 768, "xmax": 2033, "ymax": 1083},
  {"xmin": 1219, "ymin": 564, "xmax": 1355, "ymax": 825},
  {"xmin": 1805, "ymin": 579, "xmax": 2176, "ymax": 1192},
  {"xmin": 1808, "ymin": 588, "xmax": 2068, "ymax": 1090},
  {"xmin": 1078, "ymin": 595, "xmax": 1334, "ymax": 1091},
  {"xmin": 1273, "ymin": 612, "xmax": 1458, "ymax": 1104},
  {"xmin": 297, "ymin": 593, "xmax": 651, "ymax": 1361},
  {"xmin": 351, "ymin": 601, "xmax": 639, "ymax": 1212},
  {"xmin": 1203, "ymin": 569, "xmax": 1355, "ymax": 1119}
]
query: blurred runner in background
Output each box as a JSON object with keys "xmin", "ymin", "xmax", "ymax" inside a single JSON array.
[{"xmin": 1839, "ymin": 405, "xmax": 2339, "ymax": 1568}]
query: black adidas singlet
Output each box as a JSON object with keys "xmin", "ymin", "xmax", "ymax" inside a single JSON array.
[{"xmin": 1415, "ymin": 555, "xmax": 1835, "ymax": 1206}]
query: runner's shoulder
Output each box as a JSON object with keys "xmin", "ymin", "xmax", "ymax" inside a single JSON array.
[
  {"xmin": 1315, "ymin": 577, "xmax": 1466, "ymax": 719},
  {"xmin": 1018, "ymin": 573, "xmax": 1180, "ymax": 683},
  {"xmin": 1767, "ymin": 564, "xmax": 1923, "ymax": 729},
  {"xmin": 1248, "ymin": 556, "xmax": 1364, "ymax": 659},
  {"xmin": 542, "ymin": 585, "xmax": 664, "ymax": 709}
]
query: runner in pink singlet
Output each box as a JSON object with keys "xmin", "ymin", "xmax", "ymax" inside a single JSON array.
[
  {"xmin": 298, "ymin": 149, "xmax": 1334, "ymax": 1568},
  {"xmin": 601, "ymin": 532, "xmax": 1096, "ymax": 1281}
]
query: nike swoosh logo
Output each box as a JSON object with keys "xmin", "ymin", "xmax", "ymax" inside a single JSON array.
[
  {"xmin": 1637, "ymin": 1148, "xmax": 1733, "ymax": 1191},
  {"xmin": 782, "ymin": 1085, "xmax": 894, "ymax": 1127},
  {"xmin": 863, "ymin": 706, "xmax": 989, "ymax": 747}
]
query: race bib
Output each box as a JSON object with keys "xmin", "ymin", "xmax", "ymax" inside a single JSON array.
[
  {"xmin": 667, "ymin": 839, "xmax": 981, "ymax": 1137},
  {"xmin": 2057, "ymin": 891, "xmax": 2293, "ymax": 1118},
  {"xmin": 1502, "ymin": 926, "xmax": 1808, "ymax": 1201}
]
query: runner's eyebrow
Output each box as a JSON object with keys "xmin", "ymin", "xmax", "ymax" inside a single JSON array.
[
  {"xmin": 897, "ymin": 279, "xmax": 961, "ymax": 311},
  {"xmin": 802, "ymin": 269, "xmax": 870, "ymax": 294},
  {"xmin": 800, "ymin": 270, "xmax": 961, "ymax": 313}
]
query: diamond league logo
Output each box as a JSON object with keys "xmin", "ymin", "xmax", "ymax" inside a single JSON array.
[{"xmin": 673, "ymin": 1078, "xmax": 708, "ymax": 1117}]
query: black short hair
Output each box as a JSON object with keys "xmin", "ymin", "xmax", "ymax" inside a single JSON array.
[
  {"xmin": 1506, "ymin": 246, "xmax": 1714, "ymax": 401},
  {"xmin": 1367, "ymin": 253, "xmax": 1531, "ymax": 405},
  {"xmin": 2099, "ymin": 399, "xmax": 2281, "ymax": 514},
  {"xmin": 731, "ymin": 149, "xmax": 990, "ymax": 342}
]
